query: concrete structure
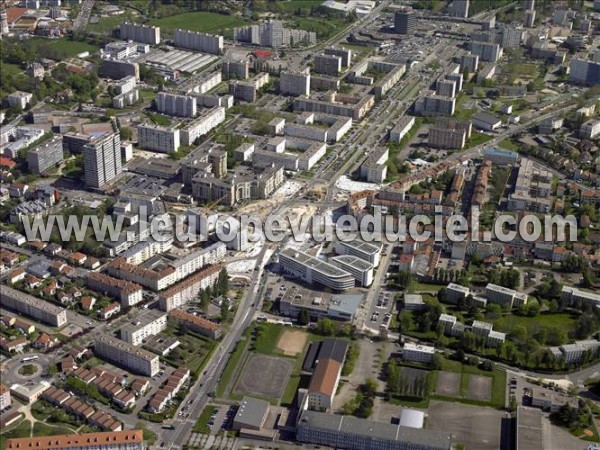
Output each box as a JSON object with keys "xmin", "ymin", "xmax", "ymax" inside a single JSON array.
[
  {"xmin": 280, "ymin": 70, "xmax": 310, "ymax": 96},
  {"xmin": 507, "ymin": 158, "xmax": 552, "ymax": 213},
  {"xmin": 137, "ymin": 123, "xmax": 180, "ymax": 153},
  {"xmin": 399, "ymin": 409, "xmax": 425, "ymax": 429},
  {"xmin": 94, "ymin": 334, "xmax": 159, "ymax": 377},
  {"xmin": 180, "ymin": 107, "xmax": 226, "ymax": 146},
  {"xmin": 314, "ymin": 54, "xmax": 342, "ymax": 76},
  {"xmin": 4, "ymin": 430, "xmax": 144, "ymax": 450},
  {"xmin": 7, "ymin": 91, "xmax": 33, "ymax": 110},
  {"xmin": 445, "ymin": 283, "xmax": 470, "ymax": 303},
  {"xmin": 174, "ymin": 29, "xmax": 222, "ymax": 55},
  {"xmin": 569, "ymin": 57, "xmax": 600, "ymax": 85},
  {"xmin": 452, "ymin": 0, "xmax": 469, "ymax": 18},
  {"xmin": 485, "ymin": 283, "xmax": 528, "ymax": 307},
  {"xmin": 158, "ymin": 264, "xmax": 221, "ymax": 311},
  {"xmin": 394, "ymin": 9, "xmax": 416, "ymax": 35},
  {"xmin": 428, "ymin": 118, "xmax": 472, "ymax": 149},
  {"xmin": 461, "ymin": 53, "xmax": 479, "ymax": 73},
  {"xmin": 580, "ymin": 119, "xmax": 600, "ymax": 139},
  {"xmin": 334, "ymin": 238, "xmax": 382, "ymax": 266},
  {"xmin": 415, "ymin": 93, "xmax": 455, "ymax": 116},
  {"xmin": 524, "ymin": 9, "xmax": 536, "ymax": 27},
  {"xmin": 472, "ymin": 112, "xmax": 502, "ymax": 131},
  {"xmin": 27, "ymin": 137, "xmax": 63, "ymax": 174},
  {"xmin": 83, "ymin": 132, "xmax": 122, "ymax": 189},
  {"xmin": 403, "ymin": 342, "xmax": 434, "ymax": 363},
  {"xmin": 120, "ymin": 22, "xmax": 160, "ymax": 45},
  {"xmin": 389, "ymin": 116, "xmax": 416, "ymax": 143},
  {"xmin": 484, "ymin": 147, "xmax": 518, "ymax": 165},
  {"xmin": 561, "ymin": 286, "xmax": 600, "ymax": 309},
  {"xmin": 278, "ymin": 249, "xmax": 354, "ymax": 291},
  {"xmin": 0, "ymin": 285, "xmax": 67, "ymax": 327},
  {"xmin": 234, "ymin": 19, "xmax": 316, "ymax": 47},
  {"xmin": 233, "ymin": 396, "xmax": 270, "ymax": 431},
  {"xmin": 156, "ymin": 92, "xmax": 197, "ymax": 118},
  {"xmin": 468, "ymin": 41, "xmax": 502, "ymax": 62},
  {"xmin": 120, "ymin": 309, "xmax": 167, "ymax": 346},
  {"xmin": 222, "ymin": 59, "xmax": 250, "ymax": 79},
  {"xmin": 101, "ymin": 60, "xmax": 139, "ymax": 80},
  {"xmin": 436, "ymin": 79, "xmax": 456, "ymax": 98},
  {"xmin": 324, "ymin": 47, "xmax": 352, "ymax": 67},
  {"xmin": 297, "ymin": 410, "xmax": 453, "ymax": 450},
  {"xmin": 294, "ymin": 93, "xmax": 375, "ymax": 121}
]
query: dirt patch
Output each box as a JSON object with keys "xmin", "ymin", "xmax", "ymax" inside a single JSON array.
[
  {"xmin": 467, "ymin": 375, "xmax": 492, "ymax": 401},
  {"xmin": 234, "ymin": 354, "xmax": 293, "ymax": 399},
  {"xmin": 436, "ymin": 371, "xmax": 461, "ymax": 397},
  {"xmin": 276, "ymin": 329, "xmax": 308, "ymax": 356}
]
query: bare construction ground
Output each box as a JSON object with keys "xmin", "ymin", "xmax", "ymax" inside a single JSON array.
[{"xmin": 276, "ymin": 329, "xmax": 308, "ymax": 357}]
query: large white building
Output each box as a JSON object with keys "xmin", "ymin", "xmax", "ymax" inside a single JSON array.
[
  {"xmin": 137, "ymin": 123, "xmax": 180, "ymax": 153},
  {"xmin": 334, "ymin": 238, "xmax": 382, "ymax": 267},
  {"xmin": 561, "ymin": 286, "xmax": 600, "ymax": 309},
  {"xmin": 403, "ymin": 342, "xmax": 434, "ymax": 363},
  {"xmin": 485, "ymin": 283, "xmax": 528, "ymax": 307},
  {"xmin": 389, "ymin": 116, "xmax": 416, "ymax": 143},
  {"xmin": 0, "ymin": 285, "xmax": 67, "ymax": 327},
  {"xmin": 330, "ymin": 255, "xmax": 374, "ymax": 286},
  {"xmin": 120, "ymin": 22, "xmax": 160, "ymax": 45},
  {"xmin": 156, "ymin": 92, "xmax": 197, "ymax": 118},
  {"xmin": 174, "ymin": 29, "xmax": 223, "ymax": 55},
  {"xmin": 94, "ymin": 334, "xmax": 159, "ymax": 377},
  {"xmin": 280, "ymin": 71, "xmax": 311, "ymax": 96},
  {"xmin": 180, "ymin": 107, "xmax": 226, "ymax": 146},
  {"xmin": 278, "ymin": 249, "xmax": 355, "ymax": 291},
  {"xmin": 580, "ymin": 119, "xmax": 600, "ymax": 139},
  {"xmin": 120, "ymin": 309, "xmax": 167, "ymax": 346},
  {"xmin": 8, "ymin": 91, "xmax": 33, "ymax": 109},
  {"xmin": 83, "ymin": 132, "xmax": 122, "ymax": 189}
]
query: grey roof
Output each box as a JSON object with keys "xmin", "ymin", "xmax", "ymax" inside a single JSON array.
[
  {"xmin": 473, "ymin": 112, "xmax": 501, "ymax": 125},
  {"xmin": 234, "ymin": 396, "xmax": 269, "ymax": 429},
  {"xmin": 317, "ymin": 338, "xmax": 348, "ymax": 365},
  {"xmin": 516, "ymin": 407, "xmax": 543, "ymax": 450},
  {"xmin": 328, "ymin": 294, "xmax": 362, "ymax": 317},
  {"xmin": 298, "ymin": 410, "xmax": 453, "ymax": 449}
]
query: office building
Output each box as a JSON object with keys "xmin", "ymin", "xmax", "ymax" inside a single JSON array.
[
  {"xmin": 83, "ymin": 132, "xmax": 122, "ymax": 189},
  {"xmin": 120, "ymin": 22, "xmax": 160, "ymax": 45},
  {"xmin": 561, "ymin": 286, "xmax": 600, "ymax": 309},
  {"xmin": 101, "ymin": 59, "xmax": 140, "ymax": 80},
  {"xmin": 389, "ymin": 116, "xmax": 415, "ymax": 143},
  {"xmin": 323, "ymin": 47, "xmax": 352, "ymax": 67},
  {"xmin": 4, "ymin": 430, "xmax": 145, "ymax": 450},
  {"xmin": 0, "ymin": 285, "xmax": 67, "ymax": 327},
  {"xmin": 138, "ymin": 123, "xmax": 180, "ymax": 153},
  {"xmin": 403, "ymin": 342, "xmax": 434, "ymax": 363},
  {"xmin": 156, "ymin": 92, "xmax": 197, "ymax": 118},
  {"xmin": 468, "ymin": 41, "xmax": 502, "ymax": 62},
  {"xmin": 314, "ymin": 54, "xmax": 343, "ymax": 76},
  {"xmin": 87, "ymin": 272, "xmax": 143, "ymax": 306},
  {"xmin": 308, "ymin": 358, "xmax": 342, "ymax": 412},
  {"xmin": 94, "ymin": 334, "xmax": 159, "ymax": 376},
  {"xmin": 168, "ymin": 308, "xmax": 221, "ymax": 340},
  {"xmin": 158, "ymin": 264, "xmax": 221, "ymax": 311},
  {"xmin": 174, "ymin": 29, "xmax": 222, "ymax": 54},
  {"xmin": 394, "ymin": 9, "xmax": 416, "ymax": 35},
  {"xmin": 278, "ymin": 248, "xmax": 355, "ymax": 291},
  {"xmin": 120, "ymin": 309, "xmax": 167, "ymax": 346},
  {"xmin": 27, "ymin": 137, "xmax": 63, "ymax": 174},
  {"xmin": 180, "ymin": 107, "xmax": 226, "ymax": 146},
  {"xmin": 222, "ymin": 59, "xmax": 250, "ymax": 79},
  {"xmin": 330, "ymin": 255, "xmax": 374, "ymax": 287},
  {"xmin": 334, "ymin": 238, "xmax": 382, "ymax": 266},
  {"xmin": 280, "ymin": 71, "xmax": 311, "ymax": 96}
]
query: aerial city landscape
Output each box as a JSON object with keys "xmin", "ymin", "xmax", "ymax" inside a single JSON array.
[{"xmin": 0, "ymin": 0, "xmax": 599, "ymax": 449}]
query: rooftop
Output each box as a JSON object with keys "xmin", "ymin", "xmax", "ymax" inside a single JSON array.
[
  {"xmin": 234, "ymin": 396, "xmax": 270, "ymax": 429},
  {"xmin": 5, "ymin": 430, "xmax": 144, "ymax": 449}
]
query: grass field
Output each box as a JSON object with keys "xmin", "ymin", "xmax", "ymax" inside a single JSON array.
[
  {"xmin": 1, "ymin": 62, "xmax": 23, "ymax": 76},
  {"xmin": 192, "ymin": 406, "xmax": 217, "ymax": 434},
  {"xmin": 152, "ymin": 12, "xmax": 249, "ymax": 34},
  {"xmin": 0, "ymin": 417, "xmax": 29, "ymax": 449},
  {"xmin": 497, "ymin": 139, "xmax": 519, "ymax": 151},
  {"xmin": 505, "ymin": 63, "xmax": 539, "ymax": 79},
  {"xmin": 88, "ymin": 12, "xmax": 137, "ymax": 32},
  {"xmin": 466, "ymin": 131, "xmax": 493, "ymax": 148},
  {"xmin": 217, "ymin": 327, "xmax": 251, "ymax": 397},
  {"xmin": 409, "ymin": 281, "xmax": 444, "ymax": 293},
  {"xmin": 26, "ymin": 38, "xmax": 98, "ymax": 59},
  {"xmin": 493, "ymin": 313, "xmax": 578, "ymax": 337}
]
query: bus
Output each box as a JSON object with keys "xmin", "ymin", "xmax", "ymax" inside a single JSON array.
[{"xmin": 21, "ymin": 355, "xmax": 39, "ymax": 363}]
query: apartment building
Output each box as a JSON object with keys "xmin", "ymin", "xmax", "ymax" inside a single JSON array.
[
  {"xmin": 314, "ymin": 54, "xmax": 342, "ymax": 76},
  {"xmin": 94, "ymin": 334, "xmax": 159, "ymax": 377},
  {"xmin": 83, "ymin": 132, "xmax": 122, "ymax": 189},
  {"xmin": 445, "ymin": 283, "xmax": 470, "ymax": 303},
  {"xmin": 156, "ymin": 92, "xmax": 197, "ymax": 118},
  {"xmin": 180, "ymin": 107, "xmax": 226, "ymax": 146},
  {"xmin": 234, "ymin": 19, "xmax": 316, "ymax": 47},
  {"xmin": 402, "ymin": 342, "xmax": 434, "ymax": 363},
  {"xmin": 323, "ymin": 47, "xmax": 352, "ymax": 67},
  {"xmin": 278, "ymin": 249, "xmax": 355, "ymax": 291},
  {"xmin": 468, "ymin": 41, "xmax": 502, "ymax": 62},
  {"xmin": 436, "ymin": 79, "xmax": 456, "ymax": 98},
  {"xmin": 100, "ymin": 59, "xmax": 140, "ymax": 80},
  {"xmin": 394, "ymin": 9, "xmax": 416, "ymax": 34},
  {"xmin": 86, "ymin": 272, "xmax": 143, "ymax": 307},
  {"xmin": 27, "ymin": 138, "xmax": 64, "ymax": 174},
  {"xmin": 221, "ymin": 59, "xmax": 250, "ymax": 79},
  {"xmin": 438, "ymin": 313, "xmax": 457, "ymax": 334},
  {"xmin": 168, "ymin": 308, "xmax": 221, "ymax": 339},
  {"xmin": 415, "ymin": 93, "xmax": 456, "ymax": 116},
  {"xmin": 120, "ymin": 309, "xmax": 167, "ymax": 346},
  {"xmin": 113, "ymin": 90, "xmax": 139, "ymax": 109},
  {"xmin": 569, "ymin": 57, "xmax": 600, "ymax": 85},
  {"xmin": 280, "ymin": 70, "xmax": 311, "ymax": 96},
  {"xmin": 123, "ymin": 237, "xmax": 173, "ymax": 265},
  {"xmin": 507, "ymin": 158, "xmax": 552, "ymax": 213},
  {"xmin": 334, "ymin": 238, "xmax": 382, "ymax": 267},
  {"xmin": 580, "ymin": 119, "xmax": 600, "ymax": 139},
  {"xmin": 561, "ymin": 286, "xmax": 600, "ymax": 309},
  {"xmin": 4, "ymin": 430, "xmax": 144, "ymax": 450},
  {"xmin": 0, "ymin": 285, "xmax": 67, "ymax": 327},
  {"xmin": 293, "ymin": 93, "xmax": 375, "ymax": 121},
  {"xmin": 120, "ymin": 22, "xmax": 160, "ymax": 45},
  {"xmin": 7, "ymin": 91, "xmax": 33, "ymax": 109},
  {"xmin": 461, "ymin": 53, "xmax": 479, "ymax": 73},
  {"xmin": 0, "ymin": 383, "xmax": 11, "ymax": 411},
  {"xmin": 158, "ymin": 264, "xmax": 221, "ymax": 311},
  {"xmin": 174, "ymin": 29, "xmax": 223, "ymax": 54},
  {"xmin": 137, "ymin": 123, "xmax": 180, "ymax": 153},
  {"xmin": 485, "ymin": 283, "xmax": 528, "ymax": 307},
  {"xmin": 389, "ymin": 116, "xmax": 416, "ymax": 143}
]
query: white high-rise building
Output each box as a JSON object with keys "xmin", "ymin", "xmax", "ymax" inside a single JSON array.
[
  {"xmin": 156, "ymin": 92, "xmax": 197, "ymax": 118},
  {"xmin": 174, "ymin": 29, "xmax": 223, "ymax": 55},
  {"xmin": 453, "ymin": 0, "xmax": 469, "ymax": 18},
  {"xmin": 138, "ymin": 123, "xmax": 180, "ymax": 153},
  {"xmin": 83, "ymin": 132, "xmax": 122, "ymax": 189},
  {"xmin": 119, "ymin": 22, "xmax": 160, "ymax": 45}
]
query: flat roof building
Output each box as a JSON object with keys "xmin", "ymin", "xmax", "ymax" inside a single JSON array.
[
  {"xmin": 4, "ymin": 430, "xmax": 144, "ymax": 450},
  {"xmin": 233, "ymin": 396, "xmax": 270, "ymax": 431},
  {"xmin": 334, "ymin": 238, "xmax": 382, "ymax": 267},
  {"xmin": 94, "ymin": 334, "xmax": 159, "ymax": 377},
  {"xmin": 0, "ymin": 285, "xmax": 67, "ymax": 327},
  {"xmin": 120, "ymin": 309, "xmax": 167, "ymax": 346},
  {"xmin": 330, "ymin": 255, "xmax": 374, "ymax": 287}
]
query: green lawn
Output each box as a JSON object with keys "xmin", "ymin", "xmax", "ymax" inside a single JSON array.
[
  {"xmin": 253, "ymin": 323, "xmax": 285, "ymax": 355},
  {"xmin": 0, "ymin": 62, "xmax": 23, "ymax": 76},
  {"xmin": 32, "ymin": 422, "xmax": 75, "ymax": 436},
  {"xmin": 216, "ymin": 327, "xmax": 251, "ymax": 397},
  {"xmin": 409, "ymin": 281, "xmax": 444, "ymax": 294},
  {"xmin": 290, "ymin": 17, "xmax": 347, "ymax": 40},
  {"xmin": 145, "ymin": 112, "xmax": 172, "ymax": 126},
  {"xmin": 492, "ymin": 313, "xmax": 578, "ymax": 337},
  {"xmin": 88, "ymin": 12, "xmax": 137, "ymax": 32},
  {"xmin": 466, "ymin": 131, "xmax": 493, "ymax": 148},
  {"xmin": 152, "ymin": 12, "xmax": 249, "ymax": 34},
  {"xmin": 497, "ymin": 139, "xmax": 519, "ymax": 151},
  {"xmin": 26, "ymin": 38, "xmax": 98, "ymax": 59},
  {"xmin": 139, "ymin": 88, "xmax": 157, "ymax": 103}
]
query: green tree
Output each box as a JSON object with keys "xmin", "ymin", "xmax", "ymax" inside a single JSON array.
[{"xmin": 298, "ymin": 309, "xmax": 310, "ymax": 326}]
